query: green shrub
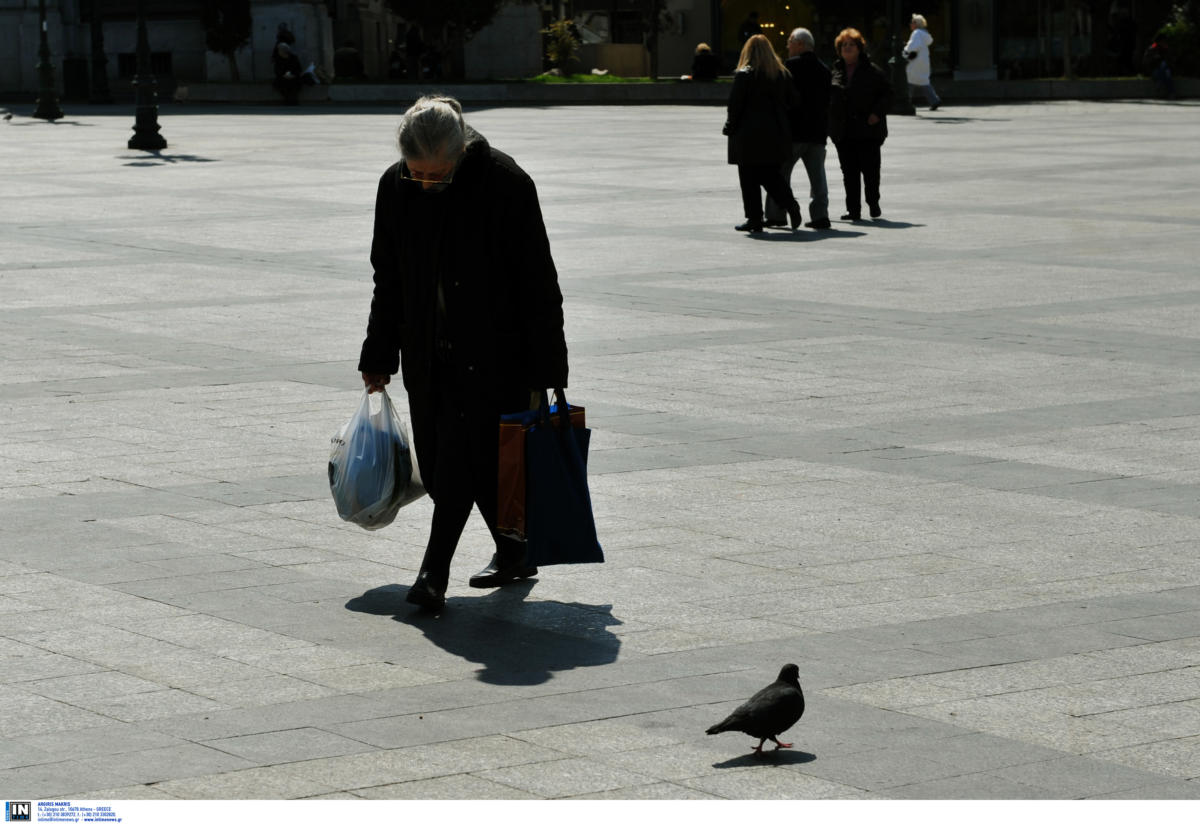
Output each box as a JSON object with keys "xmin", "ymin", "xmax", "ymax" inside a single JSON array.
[
  {"xmin": 543, "ymin": 19, "xmax": 581, "ymax": 71},
  {"xmin": 1153, "ymin": 4, "xmax": 1199, "ymax": 76}
]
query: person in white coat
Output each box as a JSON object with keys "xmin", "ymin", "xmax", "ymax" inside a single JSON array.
[{"xmin": 903, "ymin": 14, "xmax": 941, "ymax": 111}]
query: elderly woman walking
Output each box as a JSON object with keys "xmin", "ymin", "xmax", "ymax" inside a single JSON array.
[
  {"xmin": 829, "ymin": 27, "xmax": 891, "ymax": 220},
  {"xmin": 723, "ymin": 33, "xmax": 801, "ymax": 233},
  {"xmin": 904, "ymin": 14, "xmax": 941, "ymax": 111},
  {"xmin": 358, "ymin": 96, "xmax": 569, "ymax": 611}
]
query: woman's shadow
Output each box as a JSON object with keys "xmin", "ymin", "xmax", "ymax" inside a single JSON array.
[{"xmin": 346, "ymin": 581, "xmax": 620, "ymax": 686}]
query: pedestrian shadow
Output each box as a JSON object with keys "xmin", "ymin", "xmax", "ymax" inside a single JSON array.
[
  {"xmin": 861, "ymin": 218, "xmax": 924, "ymax": 229},
  {"xmin": 917, "ymin": 115, "xmax": 1006, "ymax": 124},
  {"xmin": 346, "ymin": 582, "xmax": 621, "ymax": 686},
  {"xmin": 713, "ymin": 749, "xmax": 817, "ymax": 768},
  {"xmin": 121, "ymin": 152, "xmax": 218, "ymax": 166},
  {"xmin": 752, "ymin": 228, "xmax": 868, "ymax": 241},
  {"xmin": 8, "ymin": 119, "xmax": 94, "ymax": 127},
  {"xmin": 1109, "ymin": 99, "xmax": 1196, "ymax": 107}
]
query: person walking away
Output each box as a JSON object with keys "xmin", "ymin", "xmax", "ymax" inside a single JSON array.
[
  {"xmin": 1145, "ymin": 38, "xmax": 1175, "ymax": 98},
  {"xmin": 406, "ymin": 24, "xmax": 425, "ymax": 82},
  {"xmin": 272, "ymin": 42, "xmax": 303, "ymax": 105},
  {"xmin": 764, "ymin": 28, "xmax": 832, "ymax": 230},
  {"xmin": 358, "ymin": 96, "xmax": 569, "ymax": 612},
  {"xmin": 738, "ymin": 11, "xmax": 763, "ymax": 45},
  {"xmin": 829, "ymin": 28, "xmax": 891, "ymax": 220},
  {"xmin": 904, "ymin": 14, "xmax": 941, "ymax": 110},
  {"xmin": 723, "ymin": 34, "xmax": 802, "ymax": 233}
]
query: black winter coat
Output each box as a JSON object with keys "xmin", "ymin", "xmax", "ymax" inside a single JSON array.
[
  {"xmin": 829, "ymin": 58, "xmax": 891, "ymax": 145},
  {"xmin": 358, "ymin": 127, "xmax": 568, "ymax": 474},
  {"xmin": 783, "ymin": 52, "xmax": 831, "ymax": 145},
  {"xmin": 724, "ymin": 68, "xmax": 796, "ymax": 165}
]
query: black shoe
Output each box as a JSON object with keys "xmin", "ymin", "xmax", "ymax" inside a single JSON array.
[
  {"xmin": 735, "ymin": 221, "xmax": 764, "ymax": 233},
  {"xmin": 469, "ymin": 553, "xmax": 538, "ymax": 588},
  {"xmin": 929, "ymin": 103, "xmax": 940, "ymax": 111},
  {"xmin": 405, "ymin": 570, "xmax": 446, "ymax": 611},
  {"xmin": 805, "ymin": 218, "xmax": 832, "ymax": 230},
  {"xmin": 869, "ymin": 203, "xmax": 882, "ymax": 218},
  {"xmin": 840, "ymin": 212, "xmax": 861, "ymax": 221},
  {"xmin": 787, "ymin": 201, "xmax": 802, "ymax": 230},
  {"xmin": 763, "ymin": 218, "xmax": 787, "ymax": 227}
]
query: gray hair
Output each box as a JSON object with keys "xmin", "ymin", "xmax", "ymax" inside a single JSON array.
[
  {"xmin": 397, "ymin": 95, "xmax": 466, "ymax": 162},
  {"xmin": 911, "ymin": 14, "xmax": 928, "ymax": 28},
  {"xmin": 788, "ymin": 28, "xmax": 815, "ymax": 50}
]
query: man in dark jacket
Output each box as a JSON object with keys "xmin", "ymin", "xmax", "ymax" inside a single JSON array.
[
  {"xmin": 358, "ymin": 96, "xmax": 569, "ymax": 611},
  {"xmin": 765, "ymin": 28, "xmax": 832, "ymax": 230}
]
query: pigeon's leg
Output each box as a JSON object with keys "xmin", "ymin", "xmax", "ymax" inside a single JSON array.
[
  {"xmin": 771, "ymin": 737, "xmax": 793, "ymax": 750},
  {"xmin": 751, "ymin": 739, "xmax": 766, "ymax": 754}
]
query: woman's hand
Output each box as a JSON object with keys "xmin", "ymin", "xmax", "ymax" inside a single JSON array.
[{"xmin": 362, "ymin": 372, "xmax": 390, "ymax": 394}]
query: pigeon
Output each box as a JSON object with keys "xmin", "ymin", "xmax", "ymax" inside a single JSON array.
[{"xmin": 706, "ymin": 663, "xmax": 805, "ymax": 753}]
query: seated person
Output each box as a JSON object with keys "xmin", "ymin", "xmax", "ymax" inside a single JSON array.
[
  {"xmin": 334, "ymin": 40, "xmax": 367, "ymax": 80},
  {"xmin": 690, "ymin": 43, "xmax": 721, "ymax": 80}
]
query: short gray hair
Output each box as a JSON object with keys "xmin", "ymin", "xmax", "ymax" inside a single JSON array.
[
  {"xmin": 911, "ymin": 14, "xmax": 928, "ymax": 28},
  {"xmin": 788, "ymin": 28, "xmax": 815, "ymax": 50},
  {"xmin": 397, "ymin": 95, "xmax": 465, "ymax": 162}
]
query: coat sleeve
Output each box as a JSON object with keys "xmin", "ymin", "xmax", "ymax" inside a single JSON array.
[
  {"xmin": 723, "ymin": 70, "xmax": 750, "ymax": 135},
  {"xmin": 357, "ymin": 168, "xmax": 404, "ymax": 376},
  {"xmin": 507, "ymin": 174, "xmax": 568, "ymax": 390},
  {"xmin": 827, "ymin": 66, "xmax": 846, "ymax": 143},
  {"xmin": 871, "ymin": 65, "xmax": 892, "ymax": 122}
]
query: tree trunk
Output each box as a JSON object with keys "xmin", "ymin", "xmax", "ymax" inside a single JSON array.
[
  {"xmin": 227, "ymin": 50, "xmax": 240, "ymax": 82},
  {"xmin": 646, "ymin": 0, "xmax": 661, "ymax": 80}
]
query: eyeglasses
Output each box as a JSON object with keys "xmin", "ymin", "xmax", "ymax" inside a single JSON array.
[{"xmin": 400, "ymin": 160, "xmax": 458, "ymax": 190}]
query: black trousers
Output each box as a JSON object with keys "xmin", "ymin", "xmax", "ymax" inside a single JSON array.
[
  {"xmin": 834, "ymin": 139, "xmax": 882, "ymax": 215},
  {"xmin": 737, "ymin": 163, "xmax": 796, "ymax": 224},
  {"xmin": 418, "ymin": 370, "xmax": 528, "ymax": 583}
]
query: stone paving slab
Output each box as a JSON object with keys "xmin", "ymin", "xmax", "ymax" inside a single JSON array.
[{"xmin": 2, "ymin": 99, "xmax": 1200, "ymax": 800}]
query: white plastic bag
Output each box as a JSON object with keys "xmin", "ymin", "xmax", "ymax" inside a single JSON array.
[{"xmin": 328, "ymin": 388, "xmax": 425, "ymax": 530}]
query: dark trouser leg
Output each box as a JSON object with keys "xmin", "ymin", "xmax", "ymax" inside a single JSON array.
[
  {"xmin": 797, "ymin": 143, "xmax": 829, "ymax": 222},
  {"xmin": 417, "ymin": 380, "xmax": 476, "ymax": 582},
  {"xmin": 757, "ymin": 163, "xmax": 797, "ymax": 223},
  {"xmin": 861, "ymin": 140, "xmax": 882, "ymax": 211},
  {"xmin": 419, "ymin": 377, "xmax": 529, "ymax": 579},
  {"xmin": 737, "ymin": 165, "xmax": 763, "ymax": 223},
  {"xmin": 834, "ymin": 141, "xmax": 861, "ymax": 215},
  {"xmin": 764, "ymin": 143, "xmax": 802, "ymax": 223}
]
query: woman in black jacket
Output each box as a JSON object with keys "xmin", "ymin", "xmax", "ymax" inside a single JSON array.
[
  {"xmin": 828, "ymin": 28, "xmax": 891, "ymax": 220},
  {"xmin": 359, "ymin": 96, "xmax": 569, "ymax": 611},
  {"xmin": 724, "ymin": 34, "xmax": 801, "ymax": 233}
]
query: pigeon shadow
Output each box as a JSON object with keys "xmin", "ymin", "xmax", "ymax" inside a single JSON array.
[
  {"xmin": 121, "ymin": 152, "xmax": 218, "ymax": 166},
  {"xmin": 346, "ymin": 582, "xmax": 621, "ymax": 686},
  {"xmin": 713, "ymin": 749, "xmax": 817, "ymax": 768}
]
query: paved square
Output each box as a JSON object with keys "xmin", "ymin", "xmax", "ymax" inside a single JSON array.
[{"xmin": 2, "ymin": 98, "xmax": 1200, "ymax": 799}]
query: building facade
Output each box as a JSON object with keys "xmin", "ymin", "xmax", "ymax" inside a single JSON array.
[{"xmin": 0, "ymin": 0, "xmax": 1179, "ymax": 96}]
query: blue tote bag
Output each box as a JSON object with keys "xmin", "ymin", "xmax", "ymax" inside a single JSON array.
[{"xmin": 524, "ymin": 389, "xmax": 604, "ymax": 566}]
